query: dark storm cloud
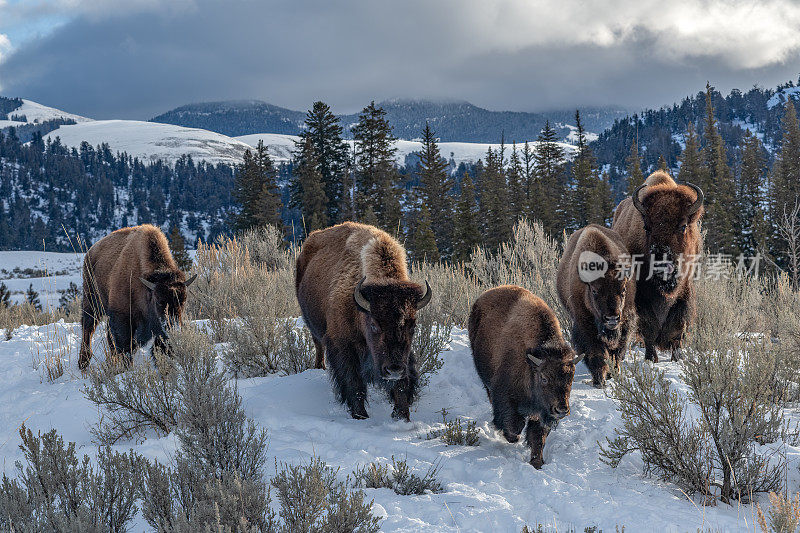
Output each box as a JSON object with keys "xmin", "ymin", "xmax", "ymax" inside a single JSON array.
[{"xmin": 1, "ymin": 0, "xmax": 799, "ymax": 119}]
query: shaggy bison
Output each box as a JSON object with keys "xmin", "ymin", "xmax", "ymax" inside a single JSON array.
[
  {"xmin": 295, "ymin": 222, "xmax": 431, "ymax": 421},
  {"xmin": 78, "ymin": 224, "xmax": 196, "ymax": 369},
  {"xmin": 557, "ymin": 224, "xmax": 636, "ymax": 387},
  {"xmin": 612, "ymin": 171, "xmax": 704, "ymax": 362},
  {"xmin": 469, "ymin": 285, "xmax": 582, "ymax": 468}
]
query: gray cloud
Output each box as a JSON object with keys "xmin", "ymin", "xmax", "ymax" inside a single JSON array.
[{"xmin": 0, "ymin": 0, "xmax": 799, "ymax": 119}]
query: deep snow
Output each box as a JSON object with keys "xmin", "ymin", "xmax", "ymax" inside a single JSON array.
[
  {"xmin": 0, "ymin": 317, "xmax": 792, "ymax": 532},
  {"xmin": 0, "ymin": 250, "xmax": 84, "ymax": 305}
]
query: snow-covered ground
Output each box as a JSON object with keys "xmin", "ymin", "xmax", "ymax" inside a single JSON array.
[
  {"xmin": 0, "ymin": 99, "xmax": 92, "ymax": 129},
  {"xmin": 767, "ymin": 86, "xmax": 800, "ymax": 109},
  {"xmin": 0, "ymin": 316, "xmax": 790, "ymax": 532},
  {"xmin": 236, "ymin": 133, "xmax": 578, "ymax": 167},
  {"xmin": 0, "ymin": 251, "xmax": 84, "ymax": 305},
  {"xmin": 44, "ymin": 120, "xmax": 252, "ymax": 166}
]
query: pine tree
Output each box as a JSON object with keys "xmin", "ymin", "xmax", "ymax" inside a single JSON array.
[
  {"xmin": 168, "ymin": 226, "xmax": 192, "ymax": 271},
  {"xmin": 522, "ymin": 141, "xmax": 535, "ymax": 205},
  {"xmin": 293, "ymin": 136, "xmax": 329, "ymax": 233},
  {"xmin": 736, "ymin": 131, "xmax": 767, "ymax": 258},
  {"xmin": 626, "ymin": 138, "xmax": 644, "ymax": 195},
  {"xmin": 416, "ymin": 122, "xmax": 453, "ymax": 257},
  {"xmin": 26, "ymin": 283, "xmax": 40, "ymax": 311},
  {"xmin": 657, "ymin": 155, "xmax": 668, "ymax": 171},
  {"xmin": 452, "ymin": 172, "xmax": 482, "ymax": 262},
  {"xmin": 233, "ymin": 141, "xmax": 281, "ymax": 232},
  {"xmin": 410, "ymin": 204, "xmax": 439, "ymax": 263},
  {"xmin": 769, "ymin": 99, "xmax": 800, "ymax": 264},
  {"xmin": 479, "ymin": 147, "xmax": 510, "ymax": 249},
  {"xmin": 569, "ymin": 111, "xmax": 605, "ymax": 229},
  {"xmin": 0, "ymin": 282, "xmax": 10, "ymax": 308},
  {"xmin": 295, "ymin": 102, "xmax": 349, "ymax": 223},
  {"xmin": 352, "ymin": 102, "xmax": 401, "ymax": 230},
  {"xmin": 532, "ymin": 121, "xmax": 567, "ymax": 235},
  {"xmin": 589, "ymin": 171, "xmax": 614, "ymax": 226},
  {"xmin": 507, "ymin": 143, "xmax": 525, "ymax": 223},
  {"xmin": 701, "ymin": 83, "xmax": 737, "ymax": 254},
  {"xmin": 677, "ymin": 122, "xmax": 705, "ymax": 186},
  {"xmin": 58, "ymin": 282, "xmax": 81, "ymax": 310}
]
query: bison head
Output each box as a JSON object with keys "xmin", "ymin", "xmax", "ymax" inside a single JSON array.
[
  {"xmin": 354, "ymin": 277, "xmax": 432, "ymax": 381},
  {"xmin": 632, "ymin": 182, "xmax": 703, "ymax": 295},
  {"xmin": 526, "ymin": 342, "xmax": 583, "ymax": 426},
  {"xmin": 139, "ymin": 270, "xmax": 197, "ymax": 331},
  {"xmin": 586, "ymin": 265, "xmax": 630, "ymax": 346}
]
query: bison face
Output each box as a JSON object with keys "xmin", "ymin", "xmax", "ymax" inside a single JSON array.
[
  {"xmin": 140, "ymin": 271, "xmax": 197, "ymax": 331},
  {"xmin": 586, "ymin": 271, "xmax": 629, "ymax": 345},
  {"xmin": 354, "ymin": 278, "xmax": 431, "ymax": 381},
  {"xmin": 526, "ymin": 343, "xmax": 582, "ymax": 426},
  {"xmin": 633, "ymin": 183, "xmax": 703, "ymax": 296}
]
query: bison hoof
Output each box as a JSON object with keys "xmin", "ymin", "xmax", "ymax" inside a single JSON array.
[
  {"xmin": 530, "ymin": 456, "xmax": 544, "ymax": 469},
  {"xmin": 391, "ymin": 407, "xmax": 410, "ymax": 422},
  {"xmin": 350, "ymin": 405, "xmax": 369, "ymax": 420},
  {"xmin": 592, "ymin": 379, "xmax": 606, "ymax": 389},
  {"xmin": 670, "ymin": 350, "xmax": 683, "ymax": 362},
  {"xmin": 503, "ymin": 430, "xmax": 520, "ymax": 443}
]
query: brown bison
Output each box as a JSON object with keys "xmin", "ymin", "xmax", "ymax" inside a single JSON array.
[
  {"xmin": 612, "ymin": 171, "xmax": 704, "ymax": 362},
  {"xmin": 557, "ymin": 224, "xmax": 636, "ymax": 388},
  {"xmin": 79, "ymin": 225, "xmax": 196, "ymax": 369},
  {"xmin": 295, "ymin": 222, "xmax": 431, "ymax": 421},
  {"xmin": 469, "ymin": 285, "xmax": 582, "ymax": 468}
]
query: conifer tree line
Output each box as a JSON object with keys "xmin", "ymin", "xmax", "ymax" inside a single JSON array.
[{"xmin": 264, "ymin": 92, "xmax": 800, "ymax": 270}]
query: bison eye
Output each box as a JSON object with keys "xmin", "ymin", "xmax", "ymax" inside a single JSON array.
[
  {"xmin": 679, "ymin": 224, "xmax": 687, "ymax": 234},
  {"xmin": 541, "ymin": 375, "xmax": 549, "ymax": 385},
  {"xmin": 370, "ymin": 320, "xmax": 380, "ymax": 334}
]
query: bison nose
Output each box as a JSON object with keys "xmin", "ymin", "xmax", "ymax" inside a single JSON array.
[
  {"xmin": 382, "ymin": 363, "xmax": 405, "ymax": 381},
  {"xmin": 603, "ymin": 315, "xmax": 620, "ymax": 329},
  {"xmin": 551, "ymin": 405, "xmax": 570, "ymax": 419}
]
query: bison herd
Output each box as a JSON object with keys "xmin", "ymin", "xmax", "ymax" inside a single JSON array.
[{"xmin": 79, "ymin": 171, "xmax": 703, "ymax": 469}]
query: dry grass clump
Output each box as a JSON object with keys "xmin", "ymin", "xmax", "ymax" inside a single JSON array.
[
  {"xmin": 758, "ymin": 492, "xmax": 800, "ymax": 533},
  {"xmin": 425, "ymin": 408, "xmax": 480, "ymax": 446},
  {"xmin": 0, "ymin": 301, "xmax": 75, "ymax": 340},
  {"xmin": 352, "ymin": 456, "xmax": 444, "ymax": 495}
]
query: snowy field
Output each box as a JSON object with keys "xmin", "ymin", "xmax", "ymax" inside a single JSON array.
[
  {"xmin": 0, "ymin": 250, "xmax": 84, "ymax": 305},
  {"xmin": 1, "ymin": 316, "xmax": 793, "ymax": 532}
]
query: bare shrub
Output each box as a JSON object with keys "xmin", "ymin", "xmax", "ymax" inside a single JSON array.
[
  {"xmin": 425, "ymin": 408, "xmax": 479, "ymax": 446},
  {"xmin": 0, "ymin": 302, "xmax": 70, "ymax": 339},
  {"xmin": 602, "ymin": 261, "xmax": 799, "ymax": 504},
  {"xmin": 0, "ymin": 425, "xmax": 143, "ymax": 532},
  {"xmin": 352, "ymin": 456, "xmax": 444, "ymax": 495},
  {"xmin": 272, "ymin": 457, "xmax": 381, "ymax": 533},
  {"xmin": 758, "ymin": 492, "xmax": 800, "ymax": 533}
]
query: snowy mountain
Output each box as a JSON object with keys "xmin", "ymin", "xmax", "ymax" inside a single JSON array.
[
  {"xmin": 0, "ymin": 98, "xmax": 91, "ymax": 129},
  {"xmin": 236, "ymin": 132, "xmax": 578, "ymax": 167},
  {"xmin": 44, "ymin": 120, "xmax": 252, "ymax": 166},
  {"xmin": 153, "ymin": 98, "xmax": 627, "ymax": 144}
]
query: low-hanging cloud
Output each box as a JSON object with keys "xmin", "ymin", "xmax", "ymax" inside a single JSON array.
[{"xmin": 0, "ymin": 0, "xmax": 798, "ymax": 119}]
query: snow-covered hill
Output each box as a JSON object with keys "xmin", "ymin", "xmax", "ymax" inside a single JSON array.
[
  {"xmin": 236, "ymin": 133, "xmax": 578, "ymax": 167},
  {"xmin": 44, "ymin": 120, "xmax": 252, "ymax": 166},
  {"xmin": 0, "ymin": 315, "xmax": 789, "ymax": 531},
  {"xmin": 0, "ymin": 99, "xmax": 91, "ymax": 129}
]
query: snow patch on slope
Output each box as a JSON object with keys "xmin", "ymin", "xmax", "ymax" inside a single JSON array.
[
  {"xmin": 767, "ymin": 86, "xmax": 800, "ymax": 109},
  {"xmin": 0, "ymin": 99, "xmax": 92, "ymax": 129},
  {"xmin": 44, "ymin": 120, "xmax": 251, "ymax": 166}
]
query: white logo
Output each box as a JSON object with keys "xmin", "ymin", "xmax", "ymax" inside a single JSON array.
[{"xmin": 578, "ymin": 251, "xmax": 608, "ymax": 283}]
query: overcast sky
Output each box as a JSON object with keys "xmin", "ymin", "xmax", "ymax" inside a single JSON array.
[{"xmin": 0, "ymin": 0, "xmax": 799, "ymax": 120}]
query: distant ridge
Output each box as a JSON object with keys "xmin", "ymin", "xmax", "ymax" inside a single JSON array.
[{"xmin": 150, "ymin": 98, "xmax": 629, "ymax": 143}]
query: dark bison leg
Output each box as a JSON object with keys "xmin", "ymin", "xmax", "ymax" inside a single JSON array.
[
  {"xmin": 326, "ymin": 338, "xmax": 369, "ymax": 420},
  {"xmin": 491, "ymin": 390, "xmax": 525, "ymax": 443},
  {"xmin": 78, "ymin": 296, "xmax": 101, "ymax": 370},
  {"xmin": 658, "ymin": 298, "xmax": 689, "ymax": 361},
  {"xmin": 526, "ymin": 417, "xmax": 551, "ymax": 469},
  {"xmin": 573, "ymin": 325, "xmax": 608, "ymax": 388},
  {"xmin": 313, "ymin": 337, "xmax": 325, "ymax": 369},
  {"xmin": 608, "ymin": 321, "xmax": 633, "ymax": 375},
  {"xmin": 644, "ymin": 340, "xmax": 659, "ymax": 363},
  {"xmin": 107, "ymin": 311, "xmax": 134, "ymax": 366},
  {"xmin": 388, "ymin": 353, "xmax": 418, "ymax": 421}
]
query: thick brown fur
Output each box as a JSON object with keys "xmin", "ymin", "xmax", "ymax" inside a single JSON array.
[
  {"xmin": 468, "ymin": 285, "xmax": 577, "ymax": 468},
  {"xmin": 295, "ymin": 222, "xmax": 426, "ymax": 421},
  {"xmin": 557, "ymin": 224, "xmax": 636, "ymax": 387},
  {"xmin": 79, "ymin": 225, "xmax": 190, "ymax": 369},
  {"xmin": 612, "ymin": 171, "xmax": 704, "ymax": 362}
]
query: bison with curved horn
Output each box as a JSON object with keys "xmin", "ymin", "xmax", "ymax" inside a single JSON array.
[
  {"xmin": 557, "ymin": 224, "xmax": 636, "ymax": 388},
  {"xmin": 469, "ymin": 285, "xmax": 582, "ymax": 468},
  {"xmin": 295, "ymin": 222, "xmax": 432, "ymax": 421},
  {"xmin": 78, "ymin": 224, "xmax": 196, "ymax": 369},
  {"xmin": 611, "ymin": 170, "xmax": 704, "ymax": 362}
]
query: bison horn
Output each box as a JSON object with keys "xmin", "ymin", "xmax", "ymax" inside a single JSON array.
[
  {"xmin": 354, "ymin": 277, "xmax": 371, "ymax": 313},
  {"xmin": 573, "ymin": 353, "xmax": 585, "ymax": 365},
  {"xmin": 632, "ymin": 184, "xmax": 647, "ymax": 216},
  {"xmin": 685, "ymin": 182, "xmax": 704, "ymax": 215},
  {"xmin": 140, "ymin": 277, "xmax": 156, "ymax": 291},
  {"xmin": 526, "ymin": 351, "xmax": 544, "ymax": 367},
  {"xmin": 183, "ymin": 273, "xmax": 197, "ymax": 287},
  {"xmin": 415, "ymin": 280, "xmax": 432, "ymax": 310}
]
